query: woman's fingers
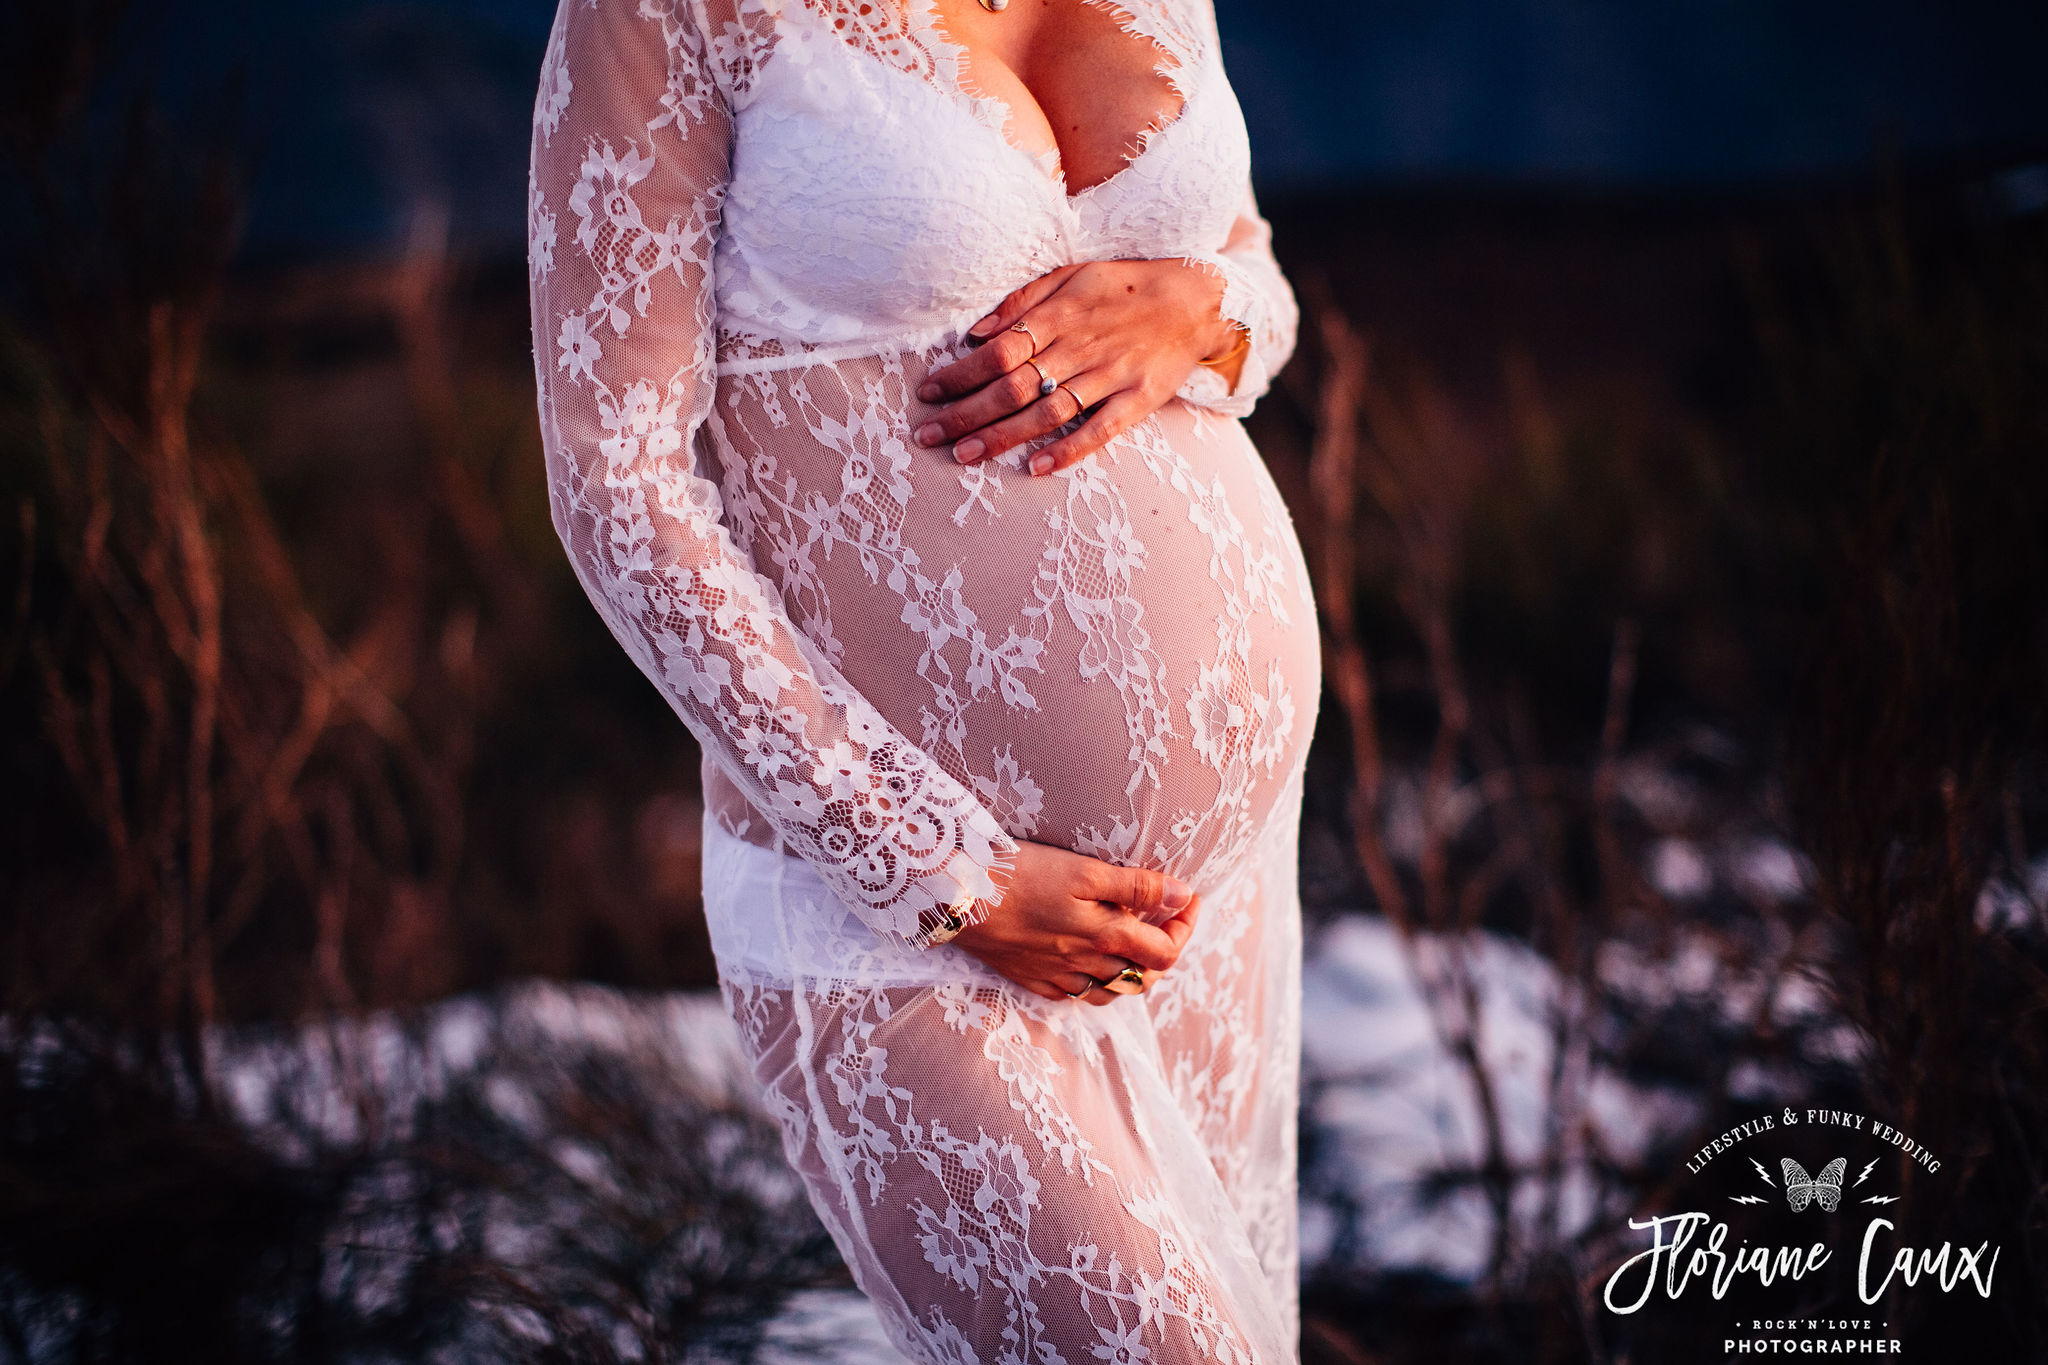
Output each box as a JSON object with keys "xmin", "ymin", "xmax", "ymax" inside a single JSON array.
[
  {"xmin": 947, "ymin": 840, "xmax": 1204, "ymax": 1002},
  {"xmin": 1054, "ymin": 971, "xmax": 1137, "ymax": 1008},
  {"xmin": 918, "ymin": 257, "xmax": 1228, "ymax": 475},
  {"xmin": 1020, "ymin": 388, "xmax": 1150, "ymax": 476},
  {"xmin": 1158, "ymin": 894, "xmax": 1204, "ymax": 956},
  {"xmin": 1095, "ymin": 914, "xmax": 1182, "ymax": 973},
  {"xmin": 969, "ymin": 265, "xmax": 1080, "ymax": 344},
  {"xmin": 1072, "ymin": 949, "xmax": 1147, "ymax": 985},
  {"xmin": 1082, "ymin": 859, "xmax": 1195, "ymax": 920},
  {"xmin": 916, "ymin": 361, "xmax": 1070, "ymax": 459},
  {"xmin": 1017, "ymin": 970, "xmax": 1138, "ymax": 1007},
  {"xmin": 915, "ymin": 329, "xmax": 1102, "ymax": 456},
  {"xmin": 918, "ymin": 267, "xmax": 1080, "ymax": 402},
  {"xmin": 942, "ymin": 374, "xmax": 1095, "ymax": 465},
  {"xmin": 914, "ymin": 326, "xmax": 1042, "ymax": 433}
]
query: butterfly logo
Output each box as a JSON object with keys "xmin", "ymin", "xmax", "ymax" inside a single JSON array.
[{"xmin": 1781, "ymin": 1157, "xmax": 1847, "ymax": 1212}]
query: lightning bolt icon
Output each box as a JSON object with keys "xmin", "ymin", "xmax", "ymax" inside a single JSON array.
[
  {"xmin": 1730, "ymin": 1195, "xmax": 1767, "ymax": 1205},
  {"xmin": 1751, "ymin": 1158, "xmax": 1775, "ymax": 1186},
  {"xmin": 1854, "ymin": 1159, "xmax": 1879, "ymax": 1188},
  {"xmin": 1863, "ymin": 1195, "xmax": 1900, "ymax": 1205}
]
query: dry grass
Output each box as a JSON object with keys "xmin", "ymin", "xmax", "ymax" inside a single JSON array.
[{"xmin": 1287, "ymin": 201, "xmax": 2048, "ymax": 1361}]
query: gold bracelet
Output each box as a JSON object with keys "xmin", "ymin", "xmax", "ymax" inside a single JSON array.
[
  {"xmin": 1199, "ymin": 324, "xmax": 1251, "ymax": 369},
  {"xmin": 923, "ymin": 887, "xmax": 980, "ymax": 946}
]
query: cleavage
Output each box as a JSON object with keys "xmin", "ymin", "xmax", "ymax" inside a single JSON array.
[{"xmin": 926, "ymin": 0, "xmax": 1186, "ymax": 197}]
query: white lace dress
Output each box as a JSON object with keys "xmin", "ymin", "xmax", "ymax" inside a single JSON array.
[{"xmin": 527, "ymin": 0, "xmax": 1314, "ymax": 1358}]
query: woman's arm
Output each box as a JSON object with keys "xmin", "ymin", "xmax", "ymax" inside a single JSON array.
[
  {"xmin": 914, "ymin": 175, "xmax": 1300, "ymax": 473},
  {"xmin": 1175, "ymin": 176, "xmax": 1300, "ymax": 418},
  {"xmin": 529, "ymin": 0, "xmax": 1018, "ymax": 947}
]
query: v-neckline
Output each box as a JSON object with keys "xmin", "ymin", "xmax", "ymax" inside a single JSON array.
[{"xmin": 904, "ymin": 0, "xmax": 1200, "ymax": 207}]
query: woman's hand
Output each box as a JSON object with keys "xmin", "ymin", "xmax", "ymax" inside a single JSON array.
[
  {"xmin": 912, "ymin": 259, "xmax": 1247, "ymax": 477},
  {"xmin": 950, "ymin": 839, "xmax": 1202, "ymax": 1006}
]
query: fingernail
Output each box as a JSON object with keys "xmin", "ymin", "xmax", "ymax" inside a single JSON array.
[
  {"xmin": 918, "ymin": 382, "xmax": 940, "ymax": 402},
  {"xmin": 1162, "ymin": 876, "xmax": 1192, "ymax": 909},
  {"xmin": 915, "ymin": 422, "xmax": 942, "ymax": 446},
  {"xmin": 1029, "ymin": 453, "xmax": 1053, "ymax": 476},
  {"xmin": 967, "ymin": 315, "xmax": 996, "ymax": 337},
  {"xmin": 954, "ymin": 439, "xmax": 984, "ymax": 463}
]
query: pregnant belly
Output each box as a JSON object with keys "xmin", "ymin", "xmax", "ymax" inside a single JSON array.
[{"xmin": 710, "ymin": 350, "xmax": 1321, "ymax": 890}]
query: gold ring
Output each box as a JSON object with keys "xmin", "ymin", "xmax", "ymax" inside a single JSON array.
[
  {"xmin": 1066, "ymin": 976, "xmax": 1101, "ymax": 998},
  {"xmin": 1055, "ymin": 381, "xmax": 1086, "ymax": 418},
  {"xmin": 1010, "ymin": 320, "xmax": 1040, "ymax": 353},
  {"xmin": 1101, "ymin": 964, "xmax": 1147, "ymax": 995}
]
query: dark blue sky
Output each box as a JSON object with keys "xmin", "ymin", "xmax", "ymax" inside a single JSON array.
[
  {"xmin": 85, "ymin": 0, "xmax": 2048, "ymax": 256},
  {"xmin": 1217, "ymin": 0, "xmax": 2048, "ymax": 188}
]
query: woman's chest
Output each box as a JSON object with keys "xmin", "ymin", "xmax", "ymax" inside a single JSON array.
[
  {"xmin": 710, "ymin": 0, "xmax": 1250, "ymax": 346},
  {"xmin": 921, "ymin": 0, "xmax": 1188, "ymax": 195}
]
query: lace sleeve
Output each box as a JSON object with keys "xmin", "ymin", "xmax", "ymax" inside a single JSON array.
[
  {"xmin": 528, "ymin": 0, "xmax": 1015, "ymax": 947},
  {"xmin": 1176, "ymin": 178, "xmax": 1300, "ymax": 419}
]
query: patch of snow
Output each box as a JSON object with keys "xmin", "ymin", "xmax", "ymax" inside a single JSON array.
[
  {"xmin": 1975, "ymin": 856, "xmax": 2048, "ymax": 933},
  {"xmin": 1771, "ymin": 969, "xmax": 1830, "ymax": 1023},
  {"xmin": 1649, "ymin": 838, "xmax": 1713, "ymax": 900},
  {"xmin": 1300, "ymin": 914, "xmax": 1678, "ymax": 1281},
  {"xmin": 1616, "ymin": 761, "xmax": 1700, "ymax": 827},
  {"xmin": 751, "ymin": 1288, "xmax": 907, "ymax": 1365},
  {"xmin": 1731, "ymin": 839, "xmax": 1809, "ymax": 904},
  {"xmin": 182, "ymin": 910, "xmax": 1863, "ymax": 1320},
  {"xmin": 1383, "ymin": 775, "xmax": 1425, "ymax": 862},
  {"xmin": 432, "ymin": 996, "xmax": 493, "ymax": 1072}
]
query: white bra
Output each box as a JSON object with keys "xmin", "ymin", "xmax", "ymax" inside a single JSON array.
[{"xmin": 682, "ymin": 0, "xmax": 1254, "ymax": 372}]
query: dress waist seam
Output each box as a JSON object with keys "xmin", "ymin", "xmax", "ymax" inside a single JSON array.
[{"xmin": 714, "ymin": 306, "xmax": 988, "ymax": 378}]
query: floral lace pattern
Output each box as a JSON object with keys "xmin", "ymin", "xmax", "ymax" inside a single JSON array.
[
  {"xmin": 528, "ymin": 0, "xmax": 1310, "ymax": 1358},
  {"xmin": 711, "ymin": 791, "xmax": 1304, "ymax": 1363}
]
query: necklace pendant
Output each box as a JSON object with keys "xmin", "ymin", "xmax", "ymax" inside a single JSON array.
[{"xmin": 977, "ymin": 0, "xmax": 1008, "ymax": 10}]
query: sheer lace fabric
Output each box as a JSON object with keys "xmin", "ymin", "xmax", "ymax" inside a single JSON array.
[
  {"xmin": 528, "ymin": 0, "xmax": 1313, "ymax": 1357},
  {"xmin": 712, "ymin": 783, "xmax": 1303, "ymax": 1363}
]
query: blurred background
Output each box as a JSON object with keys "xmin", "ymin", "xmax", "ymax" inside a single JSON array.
[{"xmin": 2, "ymin": 0, "xmax": 2045, "ymax": 1361}]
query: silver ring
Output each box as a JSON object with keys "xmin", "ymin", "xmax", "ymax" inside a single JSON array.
[
  {"xmin": 1010, "ymin": 320, "xmax": 1040, "ymax": 353},
  {"xmin": 1065, "ymin": 976, "xmax": 1101, "ymax": 998},
  {"xmin": 1025, "ymin": 358, "xmax": 1057, "ymax": 397}
]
